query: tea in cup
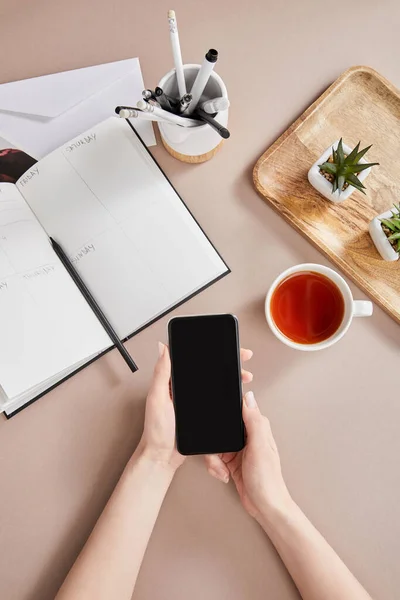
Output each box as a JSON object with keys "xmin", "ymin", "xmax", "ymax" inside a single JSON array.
[{"xmin": 265, "ymin": 264, "xmax": 373, "ymax": 351}]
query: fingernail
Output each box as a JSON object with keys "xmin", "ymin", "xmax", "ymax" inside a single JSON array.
[
  {"xmin": 245, "ymin": 391, "xmax": 257, "ymax": 408},
  {"xmin": 209, "ymin": 469, "xmax": 229, "ymax": 484},
  {"xmin": 158, "ymin": 342, "xmax": 165, "ymax": 358}
]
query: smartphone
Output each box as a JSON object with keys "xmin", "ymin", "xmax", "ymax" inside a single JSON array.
[{"xmin": 168, "ymin": 314, "xmax": 244, "ymax": 455}]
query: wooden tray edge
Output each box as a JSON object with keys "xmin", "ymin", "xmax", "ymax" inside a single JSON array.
[
  {"xmin": 252, "ymin": 65, "xmax": 400, "ymax": 325},
  {"xmin": 253, "ymin": 65, "xmax": 399, "ymax": 194}
]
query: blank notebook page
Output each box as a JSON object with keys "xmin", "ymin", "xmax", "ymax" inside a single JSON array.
[{"xmin": 18, "ymin": 117, "xmax": 228, "ymax": 339}]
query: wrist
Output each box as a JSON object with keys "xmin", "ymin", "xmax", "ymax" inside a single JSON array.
[
  {"xmin": 119, "ymin": 446, "xmax": 175, "ymax": 515},
  {"xmin": 256, "ymin": 493, "xmax": 298, "ymax": 534},
  {"xmin": 128, "ymin": 442, "xmax": 178, "ymax": 480}
]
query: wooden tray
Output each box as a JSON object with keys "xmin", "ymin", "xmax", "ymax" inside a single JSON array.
[{"xmin": 253, "ymin": 66, "xmax": 400, "ymax": 324}]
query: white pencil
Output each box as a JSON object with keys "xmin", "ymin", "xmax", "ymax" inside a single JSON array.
[
  {"xmin": 136, "ymin": 100, "xmax": 199, "ymax": 127},
  {"xmin": 168, "ymin": 9, "xmax": 187, "ymax": 98},
  {"xmin": 117, "ymin": 108, "xmax": 170, "ymax": 123}
]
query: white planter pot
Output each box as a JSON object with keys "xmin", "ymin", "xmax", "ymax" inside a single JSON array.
[
  {"xmin": 369, "ymin": 209, "xmax": 399, "ymax": 262},
  {"xmin": 308, "ymin": 140, "xmax": 372, "ymax": 203}
]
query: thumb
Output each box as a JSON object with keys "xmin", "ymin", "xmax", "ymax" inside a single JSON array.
[
  {"xmin": 204, "ymin": 454, "xmax": 230, "ymax": 483},
  {"xmin": 242, "ymin": 391, "xmax": 262, "ymax": 437},
  {"xmin": 152, "ymin": 342, "xmax": 171, "ymax": 390}
]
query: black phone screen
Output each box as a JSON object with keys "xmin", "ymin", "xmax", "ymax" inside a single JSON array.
[{"xmin": 168, "ymin": 314, "xmax": 244, "ymax": 455}]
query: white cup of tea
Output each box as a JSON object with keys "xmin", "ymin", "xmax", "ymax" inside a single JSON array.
[{"xmin": 265, "ymin": 263, "xmax": 373, "ymax": 351}]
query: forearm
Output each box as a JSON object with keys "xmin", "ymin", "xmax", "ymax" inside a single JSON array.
[
  {"xmin": 56, "ymin": 449, "xmax": 174, "ymax": 600},
  {"xmin": 259, "ymin": 500, "xmax": 372, "ymax": 600}
]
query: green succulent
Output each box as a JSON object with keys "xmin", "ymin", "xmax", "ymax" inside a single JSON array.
[
  {"xmin": 319, "ymin": 138, "xmax": 379, "ymax": 195},
  {"xmin": 381, "ymin": 204, "xmax": 400, "ymax": 254}
]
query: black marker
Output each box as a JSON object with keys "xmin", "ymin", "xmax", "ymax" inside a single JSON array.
[
  {"xmin": 193, "ymin": 107, "xmax": 230, "ymax": 139},
  {"xmin": 155, "ymin": 87, "xmax": 180, "ymax": 114}
]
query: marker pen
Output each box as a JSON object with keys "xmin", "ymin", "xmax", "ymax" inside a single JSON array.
[{"xmin": 186, "ymin": 49, "xmax": 218, "ymax": 114}]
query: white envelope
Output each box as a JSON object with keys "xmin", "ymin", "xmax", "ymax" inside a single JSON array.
[{"xmin": 0, "ymin": 58, "xmax": 156, "ymax": 159}]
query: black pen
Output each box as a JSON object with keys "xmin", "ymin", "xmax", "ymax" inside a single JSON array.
[
  {"xmin": 155, "ymin": 87, "xmax": 180, "ymax": 114},
  {"xmin": 154, "ymin": 87, "xmax": 172, "ymax": 111},
  {"xmin": 50, "ymin": 237, "xmax": 138, "ymax": 373},
  {"xmin": 193, "ymin": 107, "xmax": 230, "ymax": 139}
]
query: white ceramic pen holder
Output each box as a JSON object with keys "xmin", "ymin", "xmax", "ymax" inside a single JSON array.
[{"xmin": 157, "ymin": 64, "xmax": 229, "ymax": 163}]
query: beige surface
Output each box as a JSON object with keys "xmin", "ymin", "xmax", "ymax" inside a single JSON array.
[{"xmin": 0, "ymin": 1, "xmax": 399, "ymax": 599}]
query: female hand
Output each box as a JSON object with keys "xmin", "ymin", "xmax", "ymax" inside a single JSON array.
[
  {"xmin": 138, "ymin": 343, "xmax": 254, "ymax": 474},
  {"xmin": 205, "ymin": 391, "xmax": 292, "ymax": 522}
]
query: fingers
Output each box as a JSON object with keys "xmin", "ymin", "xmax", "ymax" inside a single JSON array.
[
  {"xmin": 242, "ymin": 392, "xmax": 277, "ymax": 453},
  {"xmin": 244, "ymin": 390, "xmax": 258, "ymax": 410},
  {"xmin": 151, "ymin": 342, "xmax": 171, "ymax": 392},
  {"xmin": 205, "ymin": 454, "xmax": 230, "ymax": 483},
  {"xmin": 242, "ymin": 391, "xmax": 263, "ymax": 436},
  {"xmin": 240, "ymin": 348, "xmax": 253, "ymax": 363},
  {"xmin": 241, "ymin": 348, "xmax": 253, "ymax": 383},
  {"xmin": 241, "ymin": 368, "xmax": 253, "ymax": 383}
]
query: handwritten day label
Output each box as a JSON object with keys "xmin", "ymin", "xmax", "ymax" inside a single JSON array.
[
  {"xmin": 65, "ymin": 133, "xmax": 96, "ymax": 153},
  {"xmin": 18, "ymin": 166, "xmax": 40, "ymax": 187},
  {"xmin": 71, "ymin": 243, "xmax": 96, "ymax": 265},
  {"xmin": 23, "ymin": 265, "xmax": 55, "ymax": 280}
]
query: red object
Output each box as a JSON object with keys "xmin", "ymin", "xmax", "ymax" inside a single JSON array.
[
  {"xmin": 0, "ymin": 148, "xmax": 37, "ymax": 183},
  {"xmin": 271, "ymin": 271, "xmax": 345, "ymax": 344}
]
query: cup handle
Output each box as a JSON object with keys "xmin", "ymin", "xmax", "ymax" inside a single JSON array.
[{"xmin": 353, "ymin": 300, "xmax": 373, "ymax": 317}]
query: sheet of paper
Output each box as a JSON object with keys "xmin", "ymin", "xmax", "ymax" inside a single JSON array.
[
  {"xmin": 0, "ymin": 183, "xmax": 110, "ymax": 399},
  {"xmin": 0, "ymin": 58, "xmax": 156, "ymax": 159},
  {"xmin": 18, "ymin": 118, "xmax": 228, "ymax": 340}
]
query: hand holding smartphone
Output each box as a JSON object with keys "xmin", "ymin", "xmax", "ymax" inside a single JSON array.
[{"xmin": 168, "ymin": 314, "xmax": 244, "ymax": 455}]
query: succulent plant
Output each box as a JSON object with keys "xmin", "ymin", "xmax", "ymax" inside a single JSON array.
[
  {"xmin": 319, "ymin": 138, "xmax": 379, "ymax": 195},
  {"xmin": 381, "ymin": 204, "xmax": 400, "ymax": 254}
]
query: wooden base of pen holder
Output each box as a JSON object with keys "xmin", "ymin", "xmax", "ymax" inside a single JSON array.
[{"xmin": 161, "ymin": 136, "xmax": 224, "ymax": 163}]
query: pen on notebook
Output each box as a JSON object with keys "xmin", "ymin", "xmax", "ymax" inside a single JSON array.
[
  {"xmin": 193, "ymin": 107, "xmax": 230, "ymax": 138},
  {"xmin": 186, "ymin": 49, "xmax": 218, "ymax": 114},
  {"xmin": 136, "ymin": 100, "xmax": 199, "ymax": 127},
  {"xmin": 49, "ymin": 237, "xmax": 138, "ymax": 373},
  {"xmin": 168, "ymin": 9, "xmax": 187, "ymax": 98}
]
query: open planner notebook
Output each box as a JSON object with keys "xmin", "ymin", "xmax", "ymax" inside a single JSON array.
[{"xmin": 0, "ymin": 118, "xmax": 228, "ymax": 417}]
